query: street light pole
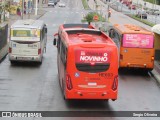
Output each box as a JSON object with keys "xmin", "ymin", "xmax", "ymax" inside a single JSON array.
[
  {"xmin": 35, "ymin": 0, "xmax": 38, "ymax": 15},
  {"xmin": 141, "ymin": 3, "xmax": 143, "ymax": 20},
  {"xmin": 21, "ymin": 0, "xmax": 24, "ymax": 19},
  {"xmin": 107, "ymin": 1, "xmax": 110, "ymax": 22},
  {"xmin": 1, "ymin": 0, "xmax": 5, "ymax": 22},
  {"xmin": 154, "ymin": 0, "xmax": 157, "ymax": 24}
]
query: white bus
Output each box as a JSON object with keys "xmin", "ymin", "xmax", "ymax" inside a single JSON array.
[{"xmin": 9, "ymin": 19, "xmax": 47, "ymax": 64}]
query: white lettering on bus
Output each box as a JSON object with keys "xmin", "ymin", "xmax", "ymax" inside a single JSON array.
[{"xmin": 80, "ymin": 56, "xmax": 108, "ymax": 62}]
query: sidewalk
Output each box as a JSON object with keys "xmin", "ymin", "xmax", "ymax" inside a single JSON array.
[
  {"xmin": 88, "ymin": 0, "xmax": 160, "ymax": 84},
  {"xmin": 7, "ymin": 4, "xmax": 47, "ymax": 27}
]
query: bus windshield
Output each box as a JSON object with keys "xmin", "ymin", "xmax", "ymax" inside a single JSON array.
[{"xmin": 123, "ymin": 34, "xmax": 154, "ymax": 48}]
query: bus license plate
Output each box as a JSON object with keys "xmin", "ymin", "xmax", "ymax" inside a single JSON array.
[
  {"xmin": 17, "ymin": 57, "xmax": 31, "ymax": 60},
  {"xmin": 88, "ymin": 82, "xmax": 97, "ymax": 86}
]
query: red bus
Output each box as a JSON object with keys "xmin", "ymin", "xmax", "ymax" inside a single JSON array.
[{"xmin": 53, "ymin": 24, "xmax": 118, "ymax": 101}]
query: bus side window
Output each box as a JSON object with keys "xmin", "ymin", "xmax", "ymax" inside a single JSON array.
[
  {"xmin": 44, "ymin": 25, "xmax": 47, "ymax": 33},
  {"xmin": 60, "ymin": 41, "xmax": 67, "ymax": 68},
  {"xmin": 109, "ymin": 29, "xmax": 115, "ymax": 38},
  {"xmin": 57, "ymin": 35, "xmax": 61, "ymax": 53},
  {"xmin": 42, "ymin": 27, "xmax": 45, "ymax": 41}
]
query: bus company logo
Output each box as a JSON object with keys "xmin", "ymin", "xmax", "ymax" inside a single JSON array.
[
  {"xmin": 2, "ymin": 112, "xmax": 11, "ymax": 117},
  {"xmin": 81, "ymin": 51, "xmax": 85, "ymax": 56},
  {"xmin": 80, "ymin": 53, "xmax": 108, "ymax": 62},
  {"xmin": 75, "ymin": 72, "xmax": 80, "ymax": 77}
]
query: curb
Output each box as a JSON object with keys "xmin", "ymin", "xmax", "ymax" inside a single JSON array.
[{"xmin": 150, "ymin": 69, "xmax": 160, "ymax": 84}]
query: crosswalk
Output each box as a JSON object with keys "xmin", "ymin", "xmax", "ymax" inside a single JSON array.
[{"xmin": 48, "ymin": 10, "xmax": 87, "ymax": 15}]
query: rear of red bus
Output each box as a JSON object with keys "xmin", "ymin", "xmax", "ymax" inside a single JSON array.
[{"xmin": 64, "ymin": 44, "xmax": 118, "ymax": 100}]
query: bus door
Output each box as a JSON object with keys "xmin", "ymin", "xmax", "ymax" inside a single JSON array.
[{"xmin": 43, "ymin": 25, "xmax": 47, "ymax": 52}]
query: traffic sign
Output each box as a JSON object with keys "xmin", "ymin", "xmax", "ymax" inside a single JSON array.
[{"xmin": 93, "ymin": 15, "xmax": 99, "ymax": 21}]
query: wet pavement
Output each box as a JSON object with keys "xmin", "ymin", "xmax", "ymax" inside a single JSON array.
[{"xmin": 88, "ymin": 0, "xmax": 160, "ymax": 84}]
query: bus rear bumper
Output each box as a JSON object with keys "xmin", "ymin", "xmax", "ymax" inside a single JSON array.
[
  {"xmin": 9, "ymin": 54, "xmax": 42, "ymax": 62},
  {"xmin": 65, "ymin": 90, "xmax": 117, "ymax": 100},
  {"xmin": 119, "ymin": 63, "xmax": 154, "ymax": 70}
]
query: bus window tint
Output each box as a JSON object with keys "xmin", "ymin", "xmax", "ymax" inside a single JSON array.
[{"xmin": 75, "ymin": 49, "xmax": 110, "ymax": 73}]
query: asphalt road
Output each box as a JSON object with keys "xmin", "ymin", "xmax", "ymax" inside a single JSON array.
[
  {"xmin": 0, "ymin": 0, "xmax": 160, "ymax": 120},
  {"xmin": 111, "ymin": 0, "xmax": 160, "ymax": 24}
]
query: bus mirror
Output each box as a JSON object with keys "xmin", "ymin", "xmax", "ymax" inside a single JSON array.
[
  {"xmin": 53, "ymin": 38, "xmax": 57, "ymax": 46},
  {"xmin": 109, "ymin": 29, "xmax": 114, "ymax": 38},
  {"xmin": 45, "ymin": 28, "xmax": 47, "ymax": 33}
]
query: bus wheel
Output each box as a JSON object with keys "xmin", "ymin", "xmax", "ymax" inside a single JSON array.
[
  {"xmin": 61, "ymin": 79, "xmax": 66, "ymax": 100},
  {"xmin": 63, "ymin": 94, "xmax": 66, "ymax": 100},
  {"xmin": 112, "ymin": 99, "xmax": 116, "ymax": 101},
  {"xmin": 38, "ymin": 58, "xmax": 43, "ymax": 65},
  {"xmin": 10, "ymin": 61, "xmax": 15, "ymax": 65}
]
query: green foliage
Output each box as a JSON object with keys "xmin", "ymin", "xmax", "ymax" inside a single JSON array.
[
  {"xmin": 82, "ymin": 12, "xmax": 106, "ymax": 24},
  {"xmin": 81, "ymin": 0, "xmax": 90, "ymax": 9},
  {"xmin": 144, "ymin": 0, "xmax": 160, "ymax": 5}
]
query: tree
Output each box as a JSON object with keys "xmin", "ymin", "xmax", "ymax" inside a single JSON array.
[
  {"xmin": 85, "ymin": 13, "xmax": 94, "ymax": 24},
  {"xmin": 85, "ymin": 12, "xmax": 102, "ymax": 24}
]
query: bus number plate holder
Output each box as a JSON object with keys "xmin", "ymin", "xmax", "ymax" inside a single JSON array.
[{"xmin": 88, "ymin": 82, "xmax": 97, "ymax": 86}]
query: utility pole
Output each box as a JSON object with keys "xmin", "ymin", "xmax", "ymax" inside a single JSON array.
[
  {"xmin": 28, "ymin": 0, "xmax": 31, "ymax": 19},
  {"xmin": 21, "ymin": 0, "xmax": 24, "ymax": 19},
  {"xmin": 35, "ymin": 0, "xmax": 38, "ymax": 15},
  {"xmin": 141, "ymin": 3, "xmax": 143, "ymax": 20},
  {"xmin": 1, "ymin": 0, "xmax": 5, "ymax": 22},
  {"xmin": 107, "ymin": 1, "xmax": 110, "ymax": 22}
]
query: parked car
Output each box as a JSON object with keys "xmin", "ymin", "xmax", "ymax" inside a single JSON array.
[
  {"xmin": 153, "ymin": 10, "xmax": 160, "ymax": 15},
  {"xmin": 146, "ymin": 9, "xmax": 159, "ymax": 15},
  {"xmin": 128, "ymin": 4, "xmax": 136, "ymax": 10},
  {"xmin": 48, "ymin": 0, "xmax": 55, "ymax": 6},
  {"xmin": 58, "ymin": 2, "xmax": 65, "ymax": 7},
  {"xmin": 136, "ymin": 11, "xmax": 147, "ymax": 19}
]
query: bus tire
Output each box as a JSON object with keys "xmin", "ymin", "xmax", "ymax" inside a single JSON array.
[
  {"xmin": 10, "ymin": 61, "xmax": 15, "ymax": 65},
  {"xmin": 38, "ymin": 57, "xmax": 43, "ymax": 65},
  {"xmin": 62, "ymin": 81, "xmax": 66, "ymax": 100}
]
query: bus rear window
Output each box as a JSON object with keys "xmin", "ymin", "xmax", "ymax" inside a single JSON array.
[
  {"xmin": 75, "ymin": 49, "xmax": 110, "ymax": 73},
  {"xmin": 123, "ymin": 34, "xmax": 154, "ymax": 48},
  {"xmin": 12, "ymin": 30, "xmax": 40, "ymax": 37},
  {"xmin": 76, "ymin": 63, "xmax": 110, "ymax": 73}
]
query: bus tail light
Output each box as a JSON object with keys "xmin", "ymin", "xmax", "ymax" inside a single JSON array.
[
  {"xmin": 112, "ymin": 75, "xmax": 118, "ymax": 91},
  {"xmin": 38, "ymin": 48, "xmax": 41, "ymax": 55},
  {"xmin": 9, "ymin": 47, "xmax": 12, "ymax": 53},
  {"xmin": 151, "ymin": 56, "xmax": 154, "ymax": 61},
  {"xmin": 66, "ymin": 74, "xmax": 73, "ymax": 90},
  {"xmin": 120, "ymin": 54, "xmax": 123, "ymax": 60}
]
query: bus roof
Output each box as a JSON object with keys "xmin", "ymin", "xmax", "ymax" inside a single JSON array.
[
  {"xmin": 113, "ymin": 24, "xmax": 153, "ymax": 35},
  {"xmin": 59, "ymin": 24, "xmax": 114, "ymax": 45},
  {"xmin": 11, "ymin": 19, "xmax": 45, "ymax": 29},
  {"xmin": 62, "ymin": 24, "xmax": 95, "ymax": 29}
]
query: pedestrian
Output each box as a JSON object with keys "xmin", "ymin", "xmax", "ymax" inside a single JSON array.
[
  {"xmin": 17, "ymin": 7, "xmax": 21, "ymax": 16},
  {"xmin": 108, "ymin": 9, "xmax": 111, "ymax": 18}
]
